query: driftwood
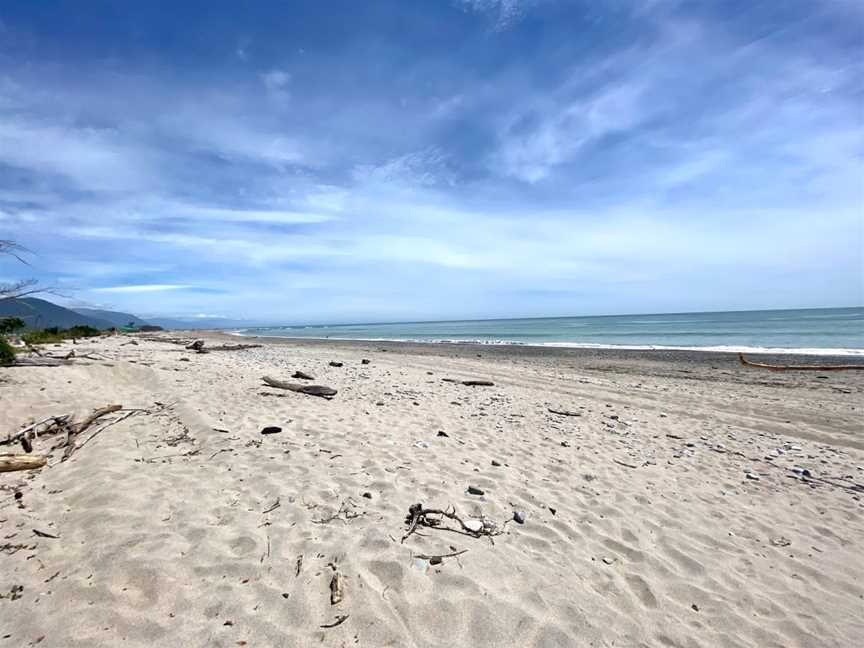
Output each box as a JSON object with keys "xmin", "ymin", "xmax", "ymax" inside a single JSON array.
[
  {"xmin": 442, "ymin": 378, "xmax": 495, "ymax": 387},
  {"xmin": 329, "ymin": 570, "xmax": 343, "ymax": 605},
  {"xmin": 261, "ymin": 376, "xmax": 337, "ymax": 398},
  {"xmin": 11, "ymin": 358, "xmax": 70, "ymax": 367},
  {"xmin": 62, "ymin": 404, "xmax": 122, "ymax": 461},
  {"xmin": 739, "ymin": 353, "xmax": 864, "ymax": 371},
  {"xmin": 0, "ymin": 454, "xmax": 47, "ymax": 473},
  {"xmin": 292, "ymin": 371, "xmax": 314, "ymax": 380},
  {"xmin": 320, "ymin": 614, "xmax": 349, "ymax": 629},
  {"xmin": 548, "ymin": 408, "xmax": 581, "ymax": 417},
  {"xmin": 206, "ymin": 343, "xmax": 262, "ymax": 351},
  {"xmin": 402, "ymin": 503, "xmax": 503, "ymax": 543}
]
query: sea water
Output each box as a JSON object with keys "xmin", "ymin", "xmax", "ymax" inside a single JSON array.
[{"xmin": 239, "ymin": 307, "xmax": 864, "ymax": 355}]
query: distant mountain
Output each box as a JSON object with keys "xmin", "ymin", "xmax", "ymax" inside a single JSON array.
[
  {"xmin": 73, "ymin": 308, "xmax": 149, "ymax": 328},
  {"xmin": 147, "ymin": 316, "xmax": 268, "ymax": 331},
  {"xmin": 0, "ymin": 297, "xmax": 116, "ymax": 330}
]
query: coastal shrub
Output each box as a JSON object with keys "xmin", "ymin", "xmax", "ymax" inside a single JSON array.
[
  {"xmin": 22, "ymin": 325, "xmax": 102, "ymax": 345},
  {"xmin": 0, "ymin": 337, "xmax": 15, "ymax": 366},
  {"xmin": 0, "ymin": 317, "xmax": 25, "ymax": 335}
]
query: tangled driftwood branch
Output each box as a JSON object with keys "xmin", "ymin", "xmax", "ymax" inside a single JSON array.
[
  {"xmin": 402, "ymin": 503, "xmax": 503, "ymax": 543},
  {"xmin": 739, "ymin": 353, "xmax": 864, "ymax": 371}
]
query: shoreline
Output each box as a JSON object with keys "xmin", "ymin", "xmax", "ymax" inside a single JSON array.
[{"xmin": 220, "ymin": 331, "xmax": 864, "ymax": 364}]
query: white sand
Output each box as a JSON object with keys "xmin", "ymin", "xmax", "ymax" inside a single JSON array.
[{"xmin": 1, "ymin": 333, "xmax": 863, "ymax": 647}]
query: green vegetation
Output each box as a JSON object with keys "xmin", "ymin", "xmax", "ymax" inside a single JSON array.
[
  {"xmin": 21, "ymin": 325, "xmax": 103, "ymax": 346},
  {"xmin": 0, "ymin": 317, "xmax": 25, "ymax": 335},
  {"xmin": 0, "ymin": 337, "xmax": 14, "ymax": 366}
]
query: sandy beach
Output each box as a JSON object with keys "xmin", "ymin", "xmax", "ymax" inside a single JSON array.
[{"xmin": 1, "ymin": 332, "xmax": 863, "ymax": 647}]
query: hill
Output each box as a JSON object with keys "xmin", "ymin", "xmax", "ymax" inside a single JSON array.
[
  {"xmin": 73, "ymin": 308, "xmax": 149, "ymax": 329},
  {"xmin": 0, "ymin": 297, "xmax": 116, "ymax": 330}
]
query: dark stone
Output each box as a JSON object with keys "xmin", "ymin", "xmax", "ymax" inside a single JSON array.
[
  {"xmin": 20, "ymin": 436, "xmax": 32, "ymax": 453},
  {"xmin": 467, "ymin": 485, "xmax": 484, "ymax": 496},
  {"xmin": 292, "ymin": 371, "xmax": 314, "ymax": 380},
  {"xmin": 491, "ymin": 459, "xmax": 501, "ymax": 467},
  {"xmin": 261, "ymin": 426, "xmax": 282, "ymax": 435},
  {"xmin": 429, "ymin": 556, "xmax": 442, "ymax": 565},
  {"xmin": 361, "ymin": 359, "xmax": 370, "ymax": 365},
  {"xmin": 362, "ymin": 492, "xmax": 372, "ymax": 499},
  {"xmin": 462, "ymin": 380, "xmax": 494, "ymax": 387},
  {"xmin": 513, "ymin": 511, "xmax": 526, "ymax": 524},
  {"xmin": 329, "ymin": 361, "xmax": 343, "ymax": 367},
  {"xmin": 14, "ymin": 491, "xmax": 22, "ymax": 500},
  {"xmin": 548, "ymin": 507, "xmax": 557, "ymax": 515},
  {"xmin": 437, "ymin": 430, "xmax": 449, "ymax": 437}
]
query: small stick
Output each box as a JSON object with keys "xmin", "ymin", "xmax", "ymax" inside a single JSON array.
[{"xmin": 320, "ymin": 614, "xmax": 349, "ymax": 629}]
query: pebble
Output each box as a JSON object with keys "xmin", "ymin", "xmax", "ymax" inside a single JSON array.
[
  {"xmin": 361, "ymin": 359, "xmax": 370, "ymax": 364},
  {"xmin": 437, "ymin": 430, "xmax": 449, "ymax": 437},
  {"xmin": 329, "ymin": 361, "xmax": 343, "ymax": 367},
  {"xmin": 261, "ymin": 426, "xmax": 282, "ymax": 435},
  {"xmin": 464, "ymin": 519, "xmax": 483, "ymax": 533},
  {"xmin": 491, "ymin": 459, "xmax": 501, "ymax": 467},
  {"xmin": 467, "ymin": 485, "xmax": 484, "ymax": 496},
  {"xmin": 361, "ymin": 492, "xmax": 373, "ymax": 499},
  {"xmin": 513, "ymin": 511, "xmax": 526, "ymax": 524}
]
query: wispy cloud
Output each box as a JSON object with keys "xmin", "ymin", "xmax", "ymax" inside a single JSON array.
[{"xmin": 92, "ymin": 285, "xmax": 194, "ymax": 294}]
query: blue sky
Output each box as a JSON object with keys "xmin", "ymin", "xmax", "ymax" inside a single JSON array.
[{"xmin": 0, "ymin": 0, "xmax": 861, "ymax": 323}]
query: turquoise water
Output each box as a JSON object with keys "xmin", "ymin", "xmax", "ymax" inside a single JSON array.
[{"xmin": 239, "ymin": 307, "xmax": 864, "ymax": 355}]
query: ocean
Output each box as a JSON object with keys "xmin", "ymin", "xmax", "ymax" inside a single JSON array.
[{"xmin": 238, "ymin": 307, "xmax": 864, "ymax": 355}]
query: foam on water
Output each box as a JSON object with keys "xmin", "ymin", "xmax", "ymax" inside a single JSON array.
[{"xmin": 236, "ymin": 307, "xmax": 864, "ymax": 355}]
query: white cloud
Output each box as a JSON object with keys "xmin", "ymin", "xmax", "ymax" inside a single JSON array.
[
  {"xmin": 92, "ymin": 284, "xmax": 193, "ymax": 294},
  {"xmin": 261, "ymin": 69, "xmax": 291, "ymax": 91}
]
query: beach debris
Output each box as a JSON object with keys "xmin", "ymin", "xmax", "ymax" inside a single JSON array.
[
  {"xmin": 329, "ymin": 566, "xmax": 343, "ymax": 605},
  {"xmin": 262, "ymin": 498, "xmax": 281, "ymax": 514},
  {"xmin": 209, "ymin": 343, "xmax": 262, "ymax": 351},
  {"xmin": 32, "ymin": 529, "xmax": 59, "ymax": 539},
  {"xmin": 295, "ymin": 555, "xmax": 303, "ymax": 576},
  {"xmin": 292, "ymin": 370, "xmax": 314, "ymax": 380},
  {"xmin": 467, "ymin": 485, "xmax": 484, "ymax": 496},
  {"xmin": 402, "ymin": 503, "xmax": 504, "ymax": 543},
  {"xmin": 548, "ymin": 407, "xmax": 581, "ymax": 417},
  {"xmin": 414, "ymin": 441, "xmax": 430, "ymax": 449},
  {"xmin": 320, "ymin": 614, "xmax": 349, "ymax": 628},
  {"xmin": 329, "ymin": 361, "xmax": 343, "ymax": 367},
  {"xmin": 313, "ymin": 500, "xmax": 362, "ymax": 524},
  {"xmin": 770, "ymin": 536, "xmax": 791, "ymax": 547},
  {"xmin": 437, "ymin": 430, "xmax": 449, "ymax": 437},
  {"xmin": 739, "ymin": 353, "xmax": 864, "ymax": 371},
  {"xmin": 186, "ymin": 340, "xmax": 207, "ymax": 353},
  {"xmin": 513, "ymin": 511, "xmax": 526, "ymax": 524},
  {"xmin": 0, "ymin": 454, "xmax": 47, "ymax": 473},
  {"xmin": 362, "ymin": 491, "xmax": 373, "ymax": 499},
  {"xmin": 613, "ymin": 459, "xmax": 639, "ymax": 469},
  {"xmin": 261, "ymin": 376, "xmax": 337, "ymax": 398},
  {"xmin": 0, "ymin": 585, "xmax": 24, "ymax": 601},
  {"xmin": 261, "ymin": 426, "xmax": 282, "ymax": 435},
  {"xmin": 443, "ymin": 378, "xmax": 495, "ymax": 387},
  {"xmin": 20, "ymin": 436, "xmax": 33, "ymax": 453},
  {"xmin": 463, "ymin": 519, "xmax": 483, "ymax": 533},
  {"xmin": 361, "ymin": 359, "xmax": 370, "ymax": 365},
  {"xmin": 491, "ymin": 459, "xmax": 501, "ymax": 467}
]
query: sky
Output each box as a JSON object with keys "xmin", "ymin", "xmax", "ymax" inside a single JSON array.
[{"xmin": 0, "ymin": 0, "xmax": 862, "ymax": 324}]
